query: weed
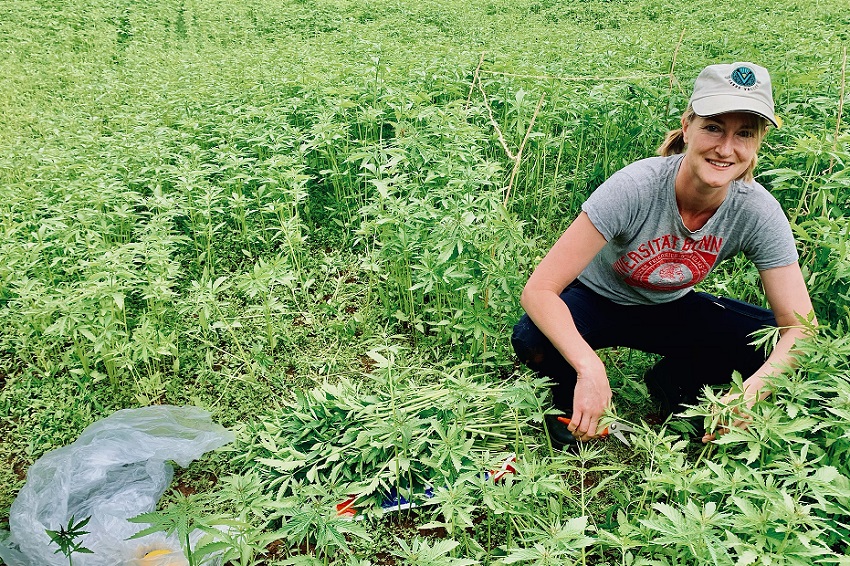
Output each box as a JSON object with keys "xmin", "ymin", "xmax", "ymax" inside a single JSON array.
[{"xmin": 45, "ymin": 516, "xmax": 94, "ymax": 566}]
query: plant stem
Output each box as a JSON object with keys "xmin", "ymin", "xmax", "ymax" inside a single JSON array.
[{"xmin": 829, "ymin": 45, "xmax": 847, "ymax": 175}]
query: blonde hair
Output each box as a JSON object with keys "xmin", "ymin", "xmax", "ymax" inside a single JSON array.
[{"xmin": 656, "ymin": 105, "xmax": 769, "ymax": 182}]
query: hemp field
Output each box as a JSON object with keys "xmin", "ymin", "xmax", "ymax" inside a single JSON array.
[{"xmin": 1, "ymin": 0, "xmax": 849, "ymax": 563}]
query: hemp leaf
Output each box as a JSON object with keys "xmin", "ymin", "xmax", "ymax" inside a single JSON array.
[{"xmin": 46, "ymin": 515, "xmax": 94, "ymax": 566}]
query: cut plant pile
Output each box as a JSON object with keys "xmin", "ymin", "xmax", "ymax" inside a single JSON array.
[{"xmin": 235, "ymin": 353, "xmax": 547, "ymax": 515}]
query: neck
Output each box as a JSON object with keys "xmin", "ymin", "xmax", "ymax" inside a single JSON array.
[{"xmin": 675, "ymin": 164, "xmax": 729, "ymax": 231}]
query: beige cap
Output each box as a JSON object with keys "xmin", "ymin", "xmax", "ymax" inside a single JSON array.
[{"xmin": 689, "ymin": 63, "xmax": 778, "ymax": 127}]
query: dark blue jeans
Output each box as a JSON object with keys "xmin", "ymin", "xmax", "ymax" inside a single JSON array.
[{"xmin": 511, "ymin": 281, "xmax": 777, "ymax": 413}]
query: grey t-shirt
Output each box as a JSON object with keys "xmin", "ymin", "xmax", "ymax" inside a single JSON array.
[{"xmin": 579, "ymin": 154, "xmax": 798, "ymax": 305}]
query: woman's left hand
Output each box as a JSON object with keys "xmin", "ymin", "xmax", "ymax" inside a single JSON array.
[
  {"xmin": 701, "ymin": 376, "xmax": 765, "ymax": 443},
  {"xmin": 703, "ymin": 263, "xmax": 816, "ymax": 443}
]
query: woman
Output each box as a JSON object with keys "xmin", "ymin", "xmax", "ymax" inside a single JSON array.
[{"xmin": 512, "ymin": 62, "xmax": 815, "ymax": 449}]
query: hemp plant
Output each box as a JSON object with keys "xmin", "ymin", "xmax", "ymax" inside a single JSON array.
[
  {"xmin": 46, "ymin": 515, "xmax": 94, "ymax": 566},
  {"xmin": 201, "ymin": 472, "xmax": 284, "ymax": 566},
  {"xmin": 128, "ymin": 492, "xmax": 220, "ymax": 566}
]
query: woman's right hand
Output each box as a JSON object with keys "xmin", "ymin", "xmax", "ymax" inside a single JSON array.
[{"xmin": 568, "ymin": 357, "xmax": 612, "ymax": 441}]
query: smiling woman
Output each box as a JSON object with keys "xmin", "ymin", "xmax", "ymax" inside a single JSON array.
[{"xmin": 512, "ymin": 62, "xmax": 816, "ymax": 450}]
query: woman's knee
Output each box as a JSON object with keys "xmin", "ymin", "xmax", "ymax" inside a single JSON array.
[{"xmin": 511, "ymin": 314, "xmax": 551, "ymax": 368}]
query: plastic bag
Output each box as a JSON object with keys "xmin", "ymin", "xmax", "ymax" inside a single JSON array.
[{"xmin": 0, "ymin": 405, "xmax": 234, "ymax": 566}]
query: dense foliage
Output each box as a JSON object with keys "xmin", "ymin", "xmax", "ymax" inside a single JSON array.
[{"xmin": 1, "ymin": 0, "xmax": 848, "ymax": 563}]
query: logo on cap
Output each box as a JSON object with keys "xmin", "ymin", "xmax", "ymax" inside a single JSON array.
[{"xmin": 730, "ymin": 66, "xmax": 757, "ymax": 88}]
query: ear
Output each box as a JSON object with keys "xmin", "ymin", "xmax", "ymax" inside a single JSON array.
[{"xmin": 681, "ymin": 115, "xmax": 690, "ymax": 145}]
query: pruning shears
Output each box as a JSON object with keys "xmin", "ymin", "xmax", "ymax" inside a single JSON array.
[{"xmin": 557, "ymin": 417, "xmax": 635, "ymax": 446}]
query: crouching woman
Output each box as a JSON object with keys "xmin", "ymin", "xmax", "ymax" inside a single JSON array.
[{"xmin": 511, "ymin": 62, "xmax": 816, "ymax": 448}]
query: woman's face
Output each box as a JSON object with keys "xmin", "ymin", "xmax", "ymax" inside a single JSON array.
[{"xmin": 681, "ymin": 112, "xmax": 761, "ymax": 190}]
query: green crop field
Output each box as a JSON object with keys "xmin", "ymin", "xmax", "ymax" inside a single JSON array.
[{"xmin": 1, "ymin": 0, "xmax": 849, "ymax": 563}]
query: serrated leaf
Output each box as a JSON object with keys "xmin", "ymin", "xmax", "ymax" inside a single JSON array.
[{"xmin": 256, "ymin": 457, "xmax": 306, "ymax": 472}]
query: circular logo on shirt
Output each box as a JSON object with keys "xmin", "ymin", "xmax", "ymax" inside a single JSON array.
[
  {"xmin": 628, "ymin": 252, "xmax": 711, "ymax": 291},
  {"xmin": 730, "ymin": 66, "xmax": 757, "ymax": 88},
  {"xmin": 648, "ymin": 262, "xmax": 692, "ymax": 286}
]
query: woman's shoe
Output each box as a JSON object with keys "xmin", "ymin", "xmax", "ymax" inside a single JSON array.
[{"xmin": 544, "ymin": 414, "xmax": 579, "ymax": 451}]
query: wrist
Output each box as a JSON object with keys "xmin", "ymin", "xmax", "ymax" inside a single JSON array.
[
  {"xmin": 572, "ymin": 353, "xmax": 605, "ymax": 379},
  {"xmin": 743, "ymin": 375, "xmax": 769, "ymax": 400}
]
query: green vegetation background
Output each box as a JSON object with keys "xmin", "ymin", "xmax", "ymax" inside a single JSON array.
[{"xmin": 1, "ymin": 0, "xmax": 849, "ymax": 563}]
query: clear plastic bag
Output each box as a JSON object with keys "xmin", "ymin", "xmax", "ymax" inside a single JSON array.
[{"xmin": 0, "ymin": 405, "xmax": 234, "ymax": 566}]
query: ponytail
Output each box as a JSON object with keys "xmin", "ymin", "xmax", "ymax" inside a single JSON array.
[
  {"xmin": 656, "ymin": 129, "xmax": 686, "ymax": 156},
  {"xmin": 657, "ymin": 107, "xmax": 697, "ymax": 157}
]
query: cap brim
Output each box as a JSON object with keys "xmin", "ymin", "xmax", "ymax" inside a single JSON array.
[{"xmin": 692, "ymin": 95, "xmax": 779, "ymax": 127}]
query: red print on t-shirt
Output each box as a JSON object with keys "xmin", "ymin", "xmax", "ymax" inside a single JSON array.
[{"xmin": 611, "ymin": 234, "xmax": 722, "ymax": 291}]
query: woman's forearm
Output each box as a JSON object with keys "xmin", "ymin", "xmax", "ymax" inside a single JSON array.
[
  {"xmin": 743, "ymin": 325, "xmax": 814, "ymax": 398},
  {"xmin": 520, "ymin": 288, "xmax": 604, "ymax": 376}
]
